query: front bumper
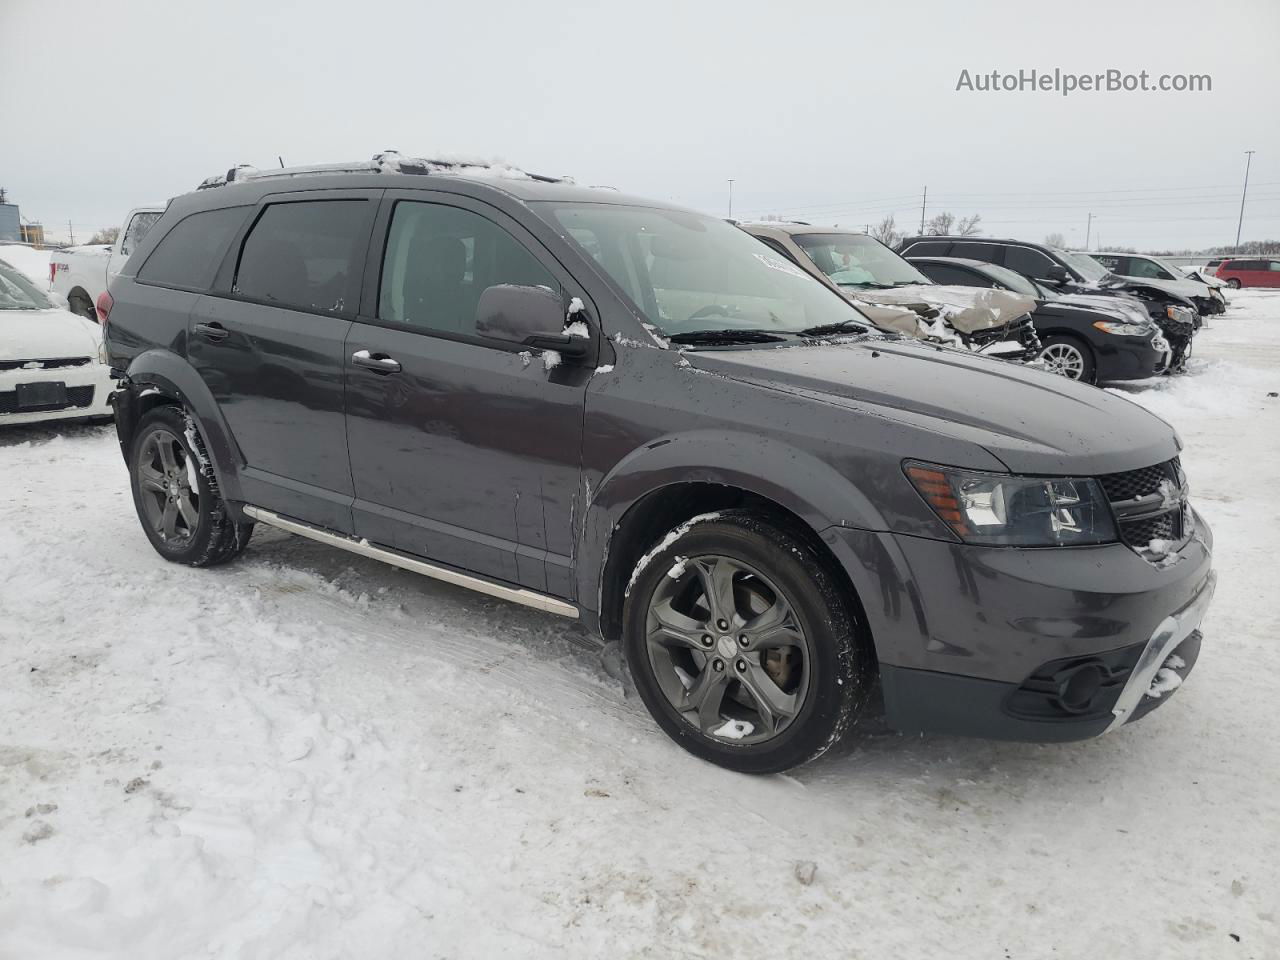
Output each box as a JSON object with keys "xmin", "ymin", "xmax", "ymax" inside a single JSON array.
[
  {"xmin": 825, "ymin": 513, "xmax": 1214, "ymax": 742},
  {"xmin": 1094, "ymin": 331, "xmax": 1169, "ymax": 381},
  {"xmin": 0, "ymin": 361, "xmax": 114, "ymax": 426}
]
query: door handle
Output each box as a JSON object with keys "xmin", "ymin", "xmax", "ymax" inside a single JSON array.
[
  {"xmin": 352, "ymin": 349, "xmax": 402, "ymax": 374},
  {"xmin": 194, "ymin": 321, "xmax": 228, "ymax": 342}
]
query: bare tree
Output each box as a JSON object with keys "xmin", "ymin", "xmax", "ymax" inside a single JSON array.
[
  {"xmin": 1043, "ymin": 232, "xmax": 1066, "ymax": 248},
  {"xmin": 956, "ymin": 213, "xmax": 982, "ymax": 236},
  {"xmin": 925, "ymin": 211, "xmax": 955, "ymax": 235},
  {"xmin": 88, "ymin": 226, "xmax": 120, "ymax": 245},
  {"xmin": 871, "ymin": 214, "xmax": 901, "ymax": 248}
]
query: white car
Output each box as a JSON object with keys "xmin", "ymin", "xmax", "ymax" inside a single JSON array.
[
  {"xmin": 1087, "ymin": 251, "xmax": 1226, "ymax": 315},
  {"xmin": 1, "ymin": 258, "xmax": 115, "ymax": 426},
  {"xmin": 49, "ymin": 206, "xmax": 164, "ymax": 321}
]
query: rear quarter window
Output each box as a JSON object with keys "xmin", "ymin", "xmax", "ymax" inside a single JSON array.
[{"xmin": 137, "ymin": 206, "xmax": 250, "ymax": 291}]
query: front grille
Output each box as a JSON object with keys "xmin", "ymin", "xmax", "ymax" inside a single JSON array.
[
  {"xmin": 1099, "ymin": 460, "xmax": 1175, "ymax": 502},
  {"xmin": 0, "ymin": 385, "xmax": 95, "ymax": 414},
  {"xmin": 1119, "ymin": 510, "xmax": 1181, "ymax": 549},
  {"xmin": 1098, "ymin": 458, "xmax": 1188, "ymax": 553},
  {"xmin": 0, "ymin": 357, "xmax": 92, "ymax": 371}
]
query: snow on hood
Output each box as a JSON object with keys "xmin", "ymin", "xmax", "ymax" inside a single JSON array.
[
  {"xmin": 1, "ymin": 308, "xmax": 103, "ymax": 361},
  {"xmin": 844, "ymin": 284, "xmax": 1036, "ymax": 335}
]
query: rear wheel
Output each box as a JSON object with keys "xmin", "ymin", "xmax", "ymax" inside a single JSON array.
[
  {"xmin": 1227, "ymin": 278, "xmax": 1241, "ymax": 289},
  {"xmin": 128, "ymin": 406, "xmax": 252, "ymax": 566},
  {"xmin": 622, "ymin": 511, "xmax": 872, "ymax": 774},
  {"xmin": 68, "ymin": 291, "xmax": 96, "ymax": 322},
  {"xmin": 1038, "ymin": 335, "xmax": 1096, "ymax": 383}
]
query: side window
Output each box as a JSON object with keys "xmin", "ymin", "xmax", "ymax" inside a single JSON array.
[
  {"xmin": 379, "ymin": 201, "xmax": 559, "ymax": 336},
  {"xmin": 137, "ymin": 206, "xmax": 248, "ymax": 291},
  {"xmin": 1270, "ymin": 262, "xmax": 1280, "ymax": 272},
  {"xmin": 234, "ymin": 200, "xmax": 368, "ymax": 313},
  {"xmin": 120, "ymin": 211, "xmax": 162, "ymax": 257},
  {"xmin": 1093, "ymin": 254, "xmax": 1120, "ymax": 271},
  {"xmin": 949, "ymin": 242, "xmax": 1002, "ymax": 264},
  {"xmin": 1127, "ymin": 258, "xmax": 1164, "ymax": 279},
  {"xmin": 1004, "ymin": 246, "xmax": 1056, "ymax": 279},
  {"xmin": 899, "ymin": 240, "xmax": 950, "ymax": 257},
  {"xmin": 920, "ymin": 263, "xmax": 985, "ymax": 286}
]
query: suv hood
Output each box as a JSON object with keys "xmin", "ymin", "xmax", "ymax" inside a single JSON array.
[
  {"xmin": 684, "ymin": 338, "xmax": 1177, "ymax": 476},
  {"xmin": 0, "ymin": 308, "xmax": 102, "ymax": 361},
  {"xmin": 843, "ymin": 283, "xmax": 1034, "ymax": 334},
  {"xmin": 1048, "ymin": 293, "xmax": 1154, "ymax": 326}
]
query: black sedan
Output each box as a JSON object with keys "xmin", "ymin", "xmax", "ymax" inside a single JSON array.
[{"xmin": 907, "ymin": 257, "xmax": 1172, "ymax": 383}]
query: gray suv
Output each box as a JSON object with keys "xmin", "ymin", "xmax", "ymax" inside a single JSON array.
[{"xmin": 102, "ymin": 155, "xmax": 1216, "ymax": 773}]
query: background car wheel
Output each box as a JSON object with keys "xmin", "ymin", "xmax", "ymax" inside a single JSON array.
[
  {"xmin": 128, "ymin": 405, "xmax": 253, "ymax": 566},
  {"xmin": 1038, "ymin": 335, "xmax": 1096, "ymax": 383},
  {"xmin": 68, "ymin": 292, "xmax": 96, "ymax": 322},
  {"xmin": 1227, "ymin": 278, "xmax": 1241, "ymax": 289},
  {"xmin": 622, "ymin": 510, "xmax": 872, "ymax": 774}
]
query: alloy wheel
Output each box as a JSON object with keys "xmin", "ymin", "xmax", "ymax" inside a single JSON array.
[
  {"xmin": 644, "ymin": 555, "xmax": 812, "ymax": 745},
  {"xmin": 1039, "ymin": 342, "xmax": 1086, "ymax": 380},
  {"xmin": 136, "ymin": 428, "xmax": 201, "ymax": 544}
]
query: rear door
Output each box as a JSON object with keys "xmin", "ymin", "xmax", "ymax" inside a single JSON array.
[
  {"xmin": 188, "ymin": 190, "xmax": 380, "ymax": 533},
  {"xmin": 344, "ymin": 191, "xmax": 594, "ymax": 596},
  {"xmin": 1265, "ymin": 261, "xmax": 1280, "ymax": 288}
]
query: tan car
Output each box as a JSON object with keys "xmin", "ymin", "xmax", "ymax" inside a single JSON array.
[{"xmin": 739, "ymin": 222, "xmax": 1040, "ymax": 360}]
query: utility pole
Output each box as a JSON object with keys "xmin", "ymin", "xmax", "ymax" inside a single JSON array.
[
  {"xmin": 67, "ymin": 220, "xmax": 75, "ymax": 245},
  {"xmin": 1235, "ymin": 150, "xmax": 1255, "ymax": 249},
  {"xmin": 1085, "ymin": 212, "xmax": 1093, "ymax": 250},
  {"xmin": 727, "ymin": 179, "xmax": 735, "ymax": 219},
  {"xmin": 919, "ymin": 186, "xmax": 927, "ymax": 233}
]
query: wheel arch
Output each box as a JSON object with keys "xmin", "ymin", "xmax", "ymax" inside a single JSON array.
[
  {"xmin": 114, "ymin": 348, "xmax": 244, "ymax": 503},
  {"xmin": 581, "ymin": 433, "xmax": 884, "ymax": 652}
]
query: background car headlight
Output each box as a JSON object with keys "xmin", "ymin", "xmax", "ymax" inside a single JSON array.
[
  {"xmin": 905, "ymin": 461, "xmax": 1117, "ymax": 546},
  {"xmin": 1093, "ymin": 320, "xmax": 1151, "ymax": 336}
]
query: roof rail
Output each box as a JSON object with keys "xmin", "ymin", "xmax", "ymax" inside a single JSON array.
[{"xmin": 196, "ymin": 151, "xmax": 567, "ymax": 191}]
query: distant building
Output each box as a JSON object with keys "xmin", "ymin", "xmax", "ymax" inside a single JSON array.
[
  {"xmin": 20, "ymin": 223, "xmax": 45, "ymax": 246},
  {"xmin": 0, "ymin": 202, "xmax": 20, "ymax": 243}
]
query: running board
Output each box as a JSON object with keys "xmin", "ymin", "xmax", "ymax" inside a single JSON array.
[{"xmin": 242, "ymin": 505, "xmax": 579, "ymax": 618}]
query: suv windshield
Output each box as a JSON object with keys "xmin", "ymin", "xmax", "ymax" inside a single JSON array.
[
  {"xmin": 1059, "ymin": 250, "xmax": 1110, "ymax": 283},
  {"xmin": 0, "ymin": 260, "xmax": 53, "ymax": 311},
  {"xmin": 978, "ymin": 262, "xmax": 1051, "ymax": 298},
  {"xmin": 792, "ymin": 233, "xmax": 931, "ymax": 288},
  {"xmin": 535, "ymin": 203, "xmax": 868, "ymax": 337}
]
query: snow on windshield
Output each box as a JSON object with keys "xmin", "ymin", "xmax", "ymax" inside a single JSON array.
[{"xmin": 0, "ymin": 259, "xmax": 52, "ymax": 311}]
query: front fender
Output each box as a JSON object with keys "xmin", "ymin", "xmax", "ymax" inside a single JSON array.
[
  {"xmin": 576, "ymin": 429, "xmax": 891, "ymax": 618},
  {"xmin": 122, "ymin": 348, "xmax": 244, "ymax": 502}
]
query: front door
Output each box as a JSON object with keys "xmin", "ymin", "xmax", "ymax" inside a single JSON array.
[
  {"xmin": 344, "ymin": 194, "xmax": 593, "ymax": 596},
  {"xmin": 188, "ymin": 191, "xmax": 379, "ymax": 533}
]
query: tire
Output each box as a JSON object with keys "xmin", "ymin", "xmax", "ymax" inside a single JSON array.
[
  {"xmin": 622, "ymin": 510, "xmax": 872, "ymax": 774},
  {"xmin": 1037, "ymin": 334, "xmax": 1096, "ymax": 383},
  {"xmin": 1227, "ymin": 278, "xmax": 1241, "ymax": 290},
  {"xmin": 69, "ymin": 291, "xmax": 96, "ymax": 322},
  {"xmin": 128, "ymin": 405, "xmax": 253, "ymax": 566}
]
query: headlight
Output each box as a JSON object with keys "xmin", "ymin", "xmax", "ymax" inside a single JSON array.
[
  {"xmin": 97, "ymin": 339, "xmax": 109, "ymax": 365},
  {"xmin": 1092, "ymin": 320, "xmax": 1151, "ymax": 336},
  {"xmin": 905, "ymin": 462, "xmax": 1117, "ymax": 546}
]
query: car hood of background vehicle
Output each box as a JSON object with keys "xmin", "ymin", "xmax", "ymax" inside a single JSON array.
[
  {"xmin": 1046, "ymin": 293, "xmax": 1153, "ymax": 326},
  {"xmin": 0, "ymin": 308, "xmax": 102, "ymax": 361},
  {"xmin": 844, "ymin": 284, "xmax": 1035, "ymax": 334},
  {"xmin": 683, "ymin": 338, "xmax": 1177, "ymax": 476},
  {"xmin": 1106, "ymin": 275, "xmax": 1206, "ymax": 302}
]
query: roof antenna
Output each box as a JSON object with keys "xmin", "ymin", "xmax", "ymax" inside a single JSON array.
[{"xmin": 278, "ymin": 156, "xmax": 285, "ymax": 168}]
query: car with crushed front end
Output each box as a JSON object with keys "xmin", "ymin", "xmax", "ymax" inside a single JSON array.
[
  {"xmin": 906, "ymin": 256, "xmax": 1171, "ymax": 382},
  {"xmin": 102, "ymin": 154, "xmax": 1216, "ymax": 774}
]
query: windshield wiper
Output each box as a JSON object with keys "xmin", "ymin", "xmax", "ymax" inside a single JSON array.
[
  {"xmin": 667, "ymin": 329, "xmax": 790, "ymax": 345},
  {"xmin": 836, "ymin": 281, "xmax": 894, "ymax": 289},
  {"xmin": 798, "ymin": 318, "xmax": 870, "ymax": 337}
]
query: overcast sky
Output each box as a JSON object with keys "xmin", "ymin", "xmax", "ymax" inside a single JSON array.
[{"xmin": 2, "ymin": 0, "xmax": 1277, "ymax": 251}]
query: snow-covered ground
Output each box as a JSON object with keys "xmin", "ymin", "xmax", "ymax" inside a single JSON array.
[{"xmin": 2, "ymin": 278, "xmax": 1278, "ymax": 958}]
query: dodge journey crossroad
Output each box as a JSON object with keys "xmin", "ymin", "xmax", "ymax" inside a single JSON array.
[{"xmin": 102, "ymin": 154, "xmax": 1215, "ymax": 773}]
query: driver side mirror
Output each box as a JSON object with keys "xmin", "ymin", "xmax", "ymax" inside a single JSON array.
[
  {"xmin": 475, "ymin": 284, "xmax": 588, "ymax": 358},
  {"xmin": 1042, "ymin": 264, "xmax": 1070, "ymax": 285}
]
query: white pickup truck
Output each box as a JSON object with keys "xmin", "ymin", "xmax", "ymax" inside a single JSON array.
[{"xmin": 50, "ymin": 206, "xmax": 164, "ymax": 320}]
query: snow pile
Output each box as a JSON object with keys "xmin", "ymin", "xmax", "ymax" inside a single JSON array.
[{"xmin": 0, "ymin": 244, "xmax": 53, "ymax": 284}]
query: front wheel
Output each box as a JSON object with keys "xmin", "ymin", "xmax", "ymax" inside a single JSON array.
[
  {"xmin": 1038, "ymin": 335, "xmax": 1096, "ymax": 383},
  {"xmin": 1227, "ymin": 278, "xmax": 1241, "ymax": 290},
  {"xmin": 622, "ymin": 511, "xmax": 872, "ymax": 774},
  {"xmin": 128, "ymin": 406, "xmax": 253, "ymax": 566}
]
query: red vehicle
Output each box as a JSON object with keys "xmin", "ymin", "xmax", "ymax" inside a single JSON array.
[{"xmin": 1214, "ymin": 257, "xmax": 1280, "ymax": 289}]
